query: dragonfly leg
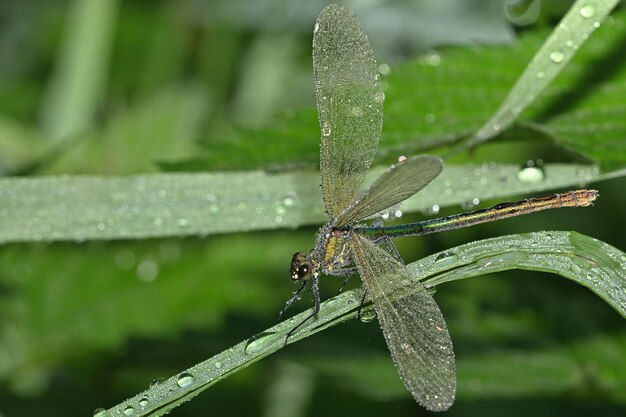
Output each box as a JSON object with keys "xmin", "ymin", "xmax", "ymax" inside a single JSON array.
[
  {"xmin": 356, "ymin": 289, "xmax": 369, "ymax": 320},
  {"xmin": 334, "ymin": 267, "xmax": 358, "ymax": 295},
  {"xmin": 278, "ymin": 280, "xmax": 308, "ymax": 322},
  {"xmin": 285, "ymin": 274, "xmax": 321, "ymax": 343}
]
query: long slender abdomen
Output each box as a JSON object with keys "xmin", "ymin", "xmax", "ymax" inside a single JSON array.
[{"xmin": 354, "ymin": 189, "xmax": 599, "ymax": 239}]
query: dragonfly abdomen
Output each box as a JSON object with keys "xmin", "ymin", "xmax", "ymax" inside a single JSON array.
[{"xmin": 353, "ymin": 189, "xmax": 599, "ymax": 239}]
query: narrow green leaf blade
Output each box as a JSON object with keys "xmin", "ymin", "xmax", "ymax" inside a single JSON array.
[
  {"xmin": 0, "ymin": 165, "xmax": 620, "ymax": 244},
  {"xmin": 467, "ymin": 0, "xmax": 620, "ymax": 146},
  {"xmin": 102, "ymin": 231, "xmax": 625, "ymax": 416},
  {"xmin": 418, "ymin": 231, "xmax": 626, "ymax": 318},
  {"xmin": 40, "ymin": 0, "xmax": 118, "ymax": 142}
]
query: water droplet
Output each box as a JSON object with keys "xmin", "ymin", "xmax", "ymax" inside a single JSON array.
[
  {"xmin": 434, "ymin": 251, "xmax": 459, "ymax": 264},
  {"xmin": 178, "ymin": 218, "xmax": 188, "ymax": 227},
  {"xmin": 177, "ymin": 372, "xmax": 195, "ymax": 388},
  {"xmin": 397, "ymin": 155, "xmax": 407, "ymax": 163},
  {"xmin": 517, "ymin": 160, "xmax": 545, "ymax": 183},
  {"xmin": 580, "ymin": 5, "xmax": 595, "ymax": 18},
  {"xmin": 93, "ymin": 408, "xmax": 108, "ymax": 417},
  {"xmin": 275, "ymin": 206, "xmax": 287, "ymax": 216},
  {"xmin": 137, "ymin": 259, "xmax": 159, "ymax": 282},
  {"xmin": 571, "ymin": 264, "xmax": 582, "ymax": 274},
  {"xmin": 97, "ymin": 222, "xmax": 106, "ymax": 231},
  {"xmin": 461, "ymin": 198, "xmax": 480, "ymax": 209},
  {"xmin": 158, "ymin": 190, "xmax": 167, "ymax": 198},
  {"xmin": 123, "ymin": 406, "xmax": 135, "ymax": 416},
  {"xmin": 322, "ymin": 122, "xmax": 332, "ymax": 137},
  {"xmin": 378, "ymin": 63, "xmax": 391, "ymax": 75},
  {"xmin": 394, "ymin": 210, "xmax": 402, "ymax": 218},
  {"xmin": 350, "ymin": 107, "xmax": 364, "ymax": 117},
  {"xmin": 275, "ymin": 215, "xmax": 284, "ymax": 224},
  {"xmin": 208, "ymin": 203, "xmax": 219, "ymax": 214},
  {"xmin": 505, "ymin": 0, "xmax": 540, "ymax": 25},
  {"xmin": 359, "ymin": 308, "xmax": 377, "ymax": 323},
  {"xmin": 536, "ymin": 71, "xmax": 545, "ymax": 79},
  {"xmin": 283, "ymin": 193, "xmax": 297, "ymax": 207},
  {"xmin": 549, "ymin": 50, "xmax": 565, "ymax": 64},
  {"xmin": 150, "ymin": 377, "xmax": 164, "ymax": 388},
  {"xmin": 214, "ymin": 361, "xmax": 223, "ymax": 369},
  {"xmin": 381, "ymin": 211, "xmax": 390, "ymax": 220},
  {"xmin": 373, "ymin": 91, "xmax": 385, "ymax": 103},
  {"xmin": 139, "ymin": 397, "xmax": 149, "ymax": 409},
  {"xmin": 430, "ymin": 204, "xmax": 440, "ymax": 215},
  {"xmin": 244, "ymin": 331, "xmax": 282, "ymax": 355},
  {"xmin": 153, "ymin": 217, "xmax": 163, "ymax": 226},
  {"xmin": 427, "ymin": 54, "xmax": 441, "ymax": 66},
  {"xmin": 424, "ymin": 113, "xmax": 436, "ymax": 123}
]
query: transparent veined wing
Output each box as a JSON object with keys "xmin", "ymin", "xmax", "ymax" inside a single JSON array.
[
  {"xmin": 334, "ymin": 155, "xmax": 443, "ymax": 227},
  {"xmin": 349, "ymin": 232, "xmax": 456, "ymax": 411},
  {"xmin": 313, "ymin": 4, "xmax": 383, "ymax": 218}
]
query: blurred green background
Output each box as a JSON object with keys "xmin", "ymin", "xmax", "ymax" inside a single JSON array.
[{"xmin": 0, "ymin": 0, "xmax": 625, "ymax": 416}]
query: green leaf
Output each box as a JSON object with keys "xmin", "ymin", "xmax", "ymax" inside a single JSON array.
[
  {"xmin": 101, "ymin": 231, "xmax": 626, "ymax": 417},
  {"xmin": 48, "ymin": 86, "xmax": 209, "ymax": 174},
  {"xmin": 0, "ymin": 116, "xmax": 46, "ymax": 174},
  {"xmin": 457, "ymin": 334, "xmax": 626, "ymax": 400},
  {"xmin": 383, "ymin": 7, "xmax": 626, "ymax": 169},
  {"xmin": 467, "ymin": 0, "xmax": 621, "ymax": 146},
  {"xmin": 0, "ymin": 164, "xmax": 619, "ymax": 244},
  {"xmin": 303, "ymin": 333, "xmax": 626, "ymax": 402},
  {"xmin": 0, "ymin": 234, "xmax": 292, "ymax": 394},
  {"xmin": 180, "ymin": 6, "xmax": 626, "ymax": 172},
  {"xmin": 40, "ymin": 0, "xmax": 118, "ymax": 142}
]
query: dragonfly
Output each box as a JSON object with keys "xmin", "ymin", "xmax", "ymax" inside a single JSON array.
[{"xmin": 282, "ymin": 4, "xmax": 598, "ymax": 412}]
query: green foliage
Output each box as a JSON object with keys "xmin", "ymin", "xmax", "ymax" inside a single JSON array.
[
  {"xmin": 104, "ymin": 232, "xmax": 626, "ymax": 417},
  {"xmin": 0, "ymin": 1, "xmax": 624, "ymax": 417},
  {"xmin": 170, "ymin": 4, "xmax": 626, "ymax": 171}
]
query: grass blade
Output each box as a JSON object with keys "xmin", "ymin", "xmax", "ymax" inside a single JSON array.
[
  {"xmin": 40, "ymin": 0, "xmax": 118, "ymax": 142},
  {"xmin": 100, "ymin": 231, "xmax": 625, "ymax": 417},
  {"xmin": 1, "ymin": 164, "xmax": 621, "ymax": 244},
  {"xmin": 466, "ymin": 0, "xmax": 620, "ymax": 147}
]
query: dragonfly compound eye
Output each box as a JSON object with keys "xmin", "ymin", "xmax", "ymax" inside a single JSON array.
[
  {"xmin": 298, "ymin": 264, "xmax": 310, "ymax": 277},
  {"xmin": 290, "ymin": 252, "xmax": 312, "ymax": 281}
]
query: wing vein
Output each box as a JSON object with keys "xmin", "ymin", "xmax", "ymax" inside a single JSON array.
[{"xmin": 349, "ymin": 232, "xmax": 456, "ymax": 411}]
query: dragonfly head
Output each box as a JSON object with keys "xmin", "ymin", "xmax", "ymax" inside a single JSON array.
[{"xmin": 290, "ymin": 252, "xmax": 317, "ymax": 282}]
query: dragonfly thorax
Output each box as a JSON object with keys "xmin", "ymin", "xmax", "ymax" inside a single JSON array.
[
  {"xmin": 313, "ymin": 225, "xmax": 352, "ymax": 275},
  {"xmin": 290, "ymin": 226, "xmax": 353, "ymax": 282}
]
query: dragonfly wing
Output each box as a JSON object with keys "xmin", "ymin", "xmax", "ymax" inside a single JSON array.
[
  {"xmin": 350, "ymin": 232, "xmax": 456, "ymax": 411},
  {"xmin": 313, "ymin": 5, "xmax": 383, "ymax": 218},
  {"xmin": 334, "ymin": 155, "xmax": 443, "ymax": 227}
]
